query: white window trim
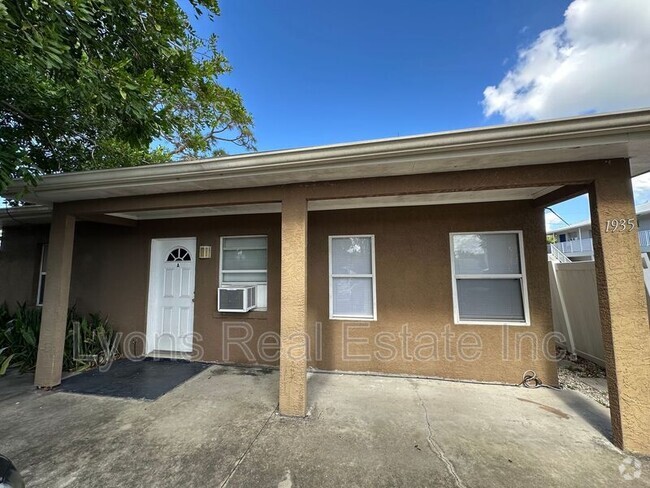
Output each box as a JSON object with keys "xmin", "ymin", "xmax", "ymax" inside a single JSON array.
[
  {"xmin": 449, "ymin": 231, "xmax": 530, "ymax": 326},
  {"xmin": 328, "ymin": 234, "xmax": 377, "ymax": 321},
  {"xmin": 36, "ymin": 243, "xmax": 47, "ymax": 307},
  {"xmin": 219, "ymin": 235, "xmax": 268, "ymax": 311}
]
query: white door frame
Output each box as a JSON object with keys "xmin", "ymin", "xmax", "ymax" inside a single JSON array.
[{"xmin": 145, "ymin": 237, "xmax": 197, "ymax": 355}]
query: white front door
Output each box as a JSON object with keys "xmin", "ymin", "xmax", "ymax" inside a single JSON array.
[{"xmin": 146, "ymin": 238, "xmax": 196, "ymax": 354}]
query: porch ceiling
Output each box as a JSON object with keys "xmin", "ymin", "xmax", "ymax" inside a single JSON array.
[
  {"xmin": 103, "ymin": 186, "xmax": 557, "ymax": 220},
  {"xmin": 3, "ymin": 109, "xmax": 650, "ymax": 205}
]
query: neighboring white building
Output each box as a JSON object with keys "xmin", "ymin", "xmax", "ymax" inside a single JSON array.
[{"xmin": 548, "ymin": 202, "xmax": 650, "ymax": 261}]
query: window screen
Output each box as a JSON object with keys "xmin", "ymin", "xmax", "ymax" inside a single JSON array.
[
  {"xmin": 451, "ymin": 232, "xmax": 528, "ymax": 324},
  {"xmin": 329, "ymin": 236, "xmax": 376, "ymax": 320}
]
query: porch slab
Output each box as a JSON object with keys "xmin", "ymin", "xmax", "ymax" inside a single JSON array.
[
  {"xmin": 0, "ymin": 366, "xmax": 648, "ymax": 487},
  {"xmin": 58, "ymin": 358, "xmax": 210, "ymax": 400}
]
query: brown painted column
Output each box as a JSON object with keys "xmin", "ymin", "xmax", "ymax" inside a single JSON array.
[
  {"xmin": 34, "ymin": 206, "xmax": 76, "ymax": 388},
  {"xmin": 279, "ymin": 191, "xmax": 308, "ymax": 416},
  {"xmin": 590, "ymin": 160, "xmax": 650, "ymax": 455}
]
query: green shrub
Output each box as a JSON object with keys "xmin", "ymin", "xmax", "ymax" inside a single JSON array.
[
  {"xmin": 1, "ymin": 303, "xmax": 41, "ymax": 373},
  {"xmin": 0, "ymin": 302, "xmax": 120, "ymax": 375},
  {"xmin": 0, "ymin": 302, "xmax": 14, "ymax": 374},
  {"xmin": 63, "ymin": 308, "xmax": 119, "ymax": 371}
]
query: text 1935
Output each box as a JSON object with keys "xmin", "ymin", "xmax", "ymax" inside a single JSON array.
[{"xmin": 605, "ymin": 219, "xmax": 636, "ymax": 232}]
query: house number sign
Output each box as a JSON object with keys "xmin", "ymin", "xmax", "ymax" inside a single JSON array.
[{"xmin": 605, "ymin": 218, "xmax": 636, "ymax": 232}]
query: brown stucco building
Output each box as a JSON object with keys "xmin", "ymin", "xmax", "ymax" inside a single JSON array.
[{"xmin": 2, "ymin": 110, "xmax": 650, "ymax": 455}]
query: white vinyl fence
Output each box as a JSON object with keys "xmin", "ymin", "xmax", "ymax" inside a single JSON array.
[{"xmin": 548, "ymin": 256, "xmax": 650, "ymax": 367}]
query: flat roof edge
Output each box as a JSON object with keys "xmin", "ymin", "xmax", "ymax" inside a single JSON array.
[{"xmin": 4, "ymin": 108, "xmax": 650, "ymax": 203}]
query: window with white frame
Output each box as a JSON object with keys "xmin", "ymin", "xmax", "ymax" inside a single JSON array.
[
  {"xmin": 36, "ymin": 243, "xmax": 48, "ymax": 306},
  {"xmin": 450, "ymin": 232, "xmax": 529, "ymax": 325},
  {"xmin": 329, "ymin": 235, "xmax": 376, "ymax": 320},
  {"xmin": 220, "ymin": 236, "xmax": 268, "ymax": 310}
]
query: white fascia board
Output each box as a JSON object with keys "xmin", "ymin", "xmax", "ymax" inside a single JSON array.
[
  {"xmin": 4, "ymin": 109, "xmax": 650, "ymax": 204},
  {"xmin": 549, "ymin": 220, "xmax": 592, "ymax": 234}
]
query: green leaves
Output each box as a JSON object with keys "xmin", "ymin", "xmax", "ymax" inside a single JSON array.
[
  {"xmin": 0, "ymin": 302, "xmax": 120, "ymax": 375},
  {"xmin": 0, "ymin": 0, "xmax": 254, "ymax": 192},
  {"xmin": 1, "ymin": 302, "xmax": 42, "ymax": 373},
  {"xmin": 0, "ymin": 352, "xmax": 15, "ymax": 375}
]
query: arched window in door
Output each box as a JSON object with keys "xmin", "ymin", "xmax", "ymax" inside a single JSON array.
[{"xmin": 166, "ymin": 247, "xmax": 191, "ymax": 262}]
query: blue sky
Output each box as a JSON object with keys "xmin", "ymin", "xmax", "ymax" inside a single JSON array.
[
  {"xmin": 6, "ymin": 0, "xmax": 650, "ymax": 225},
  {"xmin": 202, "ymin": 0, "xmax": 570, "ymax": 150},
  {"xmin": 188, "ymin": 0, "xmax": 650, "ymax": 229}
]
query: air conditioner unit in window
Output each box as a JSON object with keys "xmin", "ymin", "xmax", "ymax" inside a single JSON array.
[{"xmin": 218, "ymin": 286, "xmax": 257, "ymax": 312}]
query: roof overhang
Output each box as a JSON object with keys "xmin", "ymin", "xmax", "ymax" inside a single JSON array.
[
  {"xmin": 0, "ymin": 205, "xmax": 52, "ymax": 226},
  {"xmin": 102, "ymin": 186, "xmax": 554, "ymax": 220},
  {"xmin": 4, "ymin": 109, "xmax": 650, "ymax": 205},
  {"xmin": 0, "ymin": 187, "xmax": 558, "ymax": 227},
  {"xmin": 548, "ymin": 220, "xmax": 592, "ymax": 234}
]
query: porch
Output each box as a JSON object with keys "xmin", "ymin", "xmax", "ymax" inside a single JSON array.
[
  {"xmin": 2, "ymin": 365, "xmax": 648, "ymax": 488},
  {"xmin": 3, "ymin": 110, "xmax": 650, "ymax": 456}
]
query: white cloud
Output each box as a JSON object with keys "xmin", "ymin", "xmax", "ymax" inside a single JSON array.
[
  {"xmin": 633, "ymin": 172, "xmax": 650, "ymax": 204},
  {"xmin": 545, "ymin": 210, "xmax": 564, "ymax": 232},
  {"xmin": 483, "ymin": 0, "xmax": 650, "ymax": 121}
]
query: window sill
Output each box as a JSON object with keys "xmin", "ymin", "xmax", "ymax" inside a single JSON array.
[
  {"xmin": 213, "ymin": 310, "xmax": 268, "ymax": 320},
  {"xmin": 454, "ymin": 320, "xmax": 530, "ymax": 327},
  {"xmin": 329, "ymin": 316, "xmax": 377, "ymax": 322}
]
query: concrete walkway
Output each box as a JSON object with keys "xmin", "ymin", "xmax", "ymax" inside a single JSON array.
[{"xmin": 0, "ymin": 365, "xmax": 648, "ymax": 487}]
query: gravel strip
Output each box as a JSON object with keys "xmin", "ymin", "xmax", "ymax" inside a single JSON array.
[{"xmin": 557, "ymin": 350, "xmax": 609, "ymax": 408}]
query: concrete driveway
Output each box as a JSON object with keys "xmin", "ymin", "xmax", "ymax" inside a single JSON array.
[{"xmin": 0, "ymin": 365, "xmax": 648, "ymax": 487}]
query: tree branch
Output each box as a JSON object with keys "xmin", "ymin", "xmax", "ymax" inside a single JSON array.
[{"xmin": 0, "ymin": 101, "xmax": 41, "ymax": 122}]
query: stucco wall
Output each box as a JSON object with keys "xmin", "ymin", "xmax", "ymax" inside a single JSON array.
[
  {"xmin": 69, "ymin": 215, "xmax": 281, "ymax": 364},
  {"xmin": 0, "ymin": 201, "xmax": 557, "ymax": 384},
  {"xmin": 0, "ymin": 224, "xmax": 49, "ymax": 309},
  {"xmin": 307, "ymin": 202, "xmax": 556, "ymax": 384}
]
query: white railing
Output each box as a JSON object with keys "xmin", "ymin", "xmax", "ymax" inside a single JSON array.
[
  {"xmin": 640, "ymin": 229, "xmax": 650, "ymax": 249},
  {"xmin": 548, "ymin": 243, "xmax": 572, "ymax": 263},
  {"xmin": 553, "ymin": 238, "xmax": 594, "ymax": 255},
  {"xmin": 550, "ymin": 229, "xmax": 650, "ymax": 255}
]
